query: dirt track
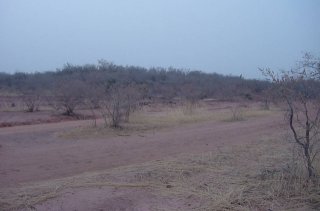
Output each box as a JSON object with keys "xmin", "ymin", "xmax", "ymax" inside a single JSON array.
[{"xmin": 0, "ymin": 113, "xmax": 284, "ymax": 188}]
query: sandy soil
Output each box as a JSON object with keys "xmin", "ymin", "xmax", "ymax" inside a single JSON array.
[
  {"xmin": 0, "ymin": 105, "xmax": 290, "ymax": 210},
  {"xmin": 0, "ymin": 113, "xmax": 282, "ymax": 188}
]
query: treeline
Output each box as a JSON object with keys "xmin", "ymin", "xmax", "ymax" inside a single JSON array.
[
  {"xmin": 0, "ymin": 61, "xmax": 273, "ymax": 127},
  {"xmin": 0, "ymin": 60, "xmax": 269, "ymax": 101}
]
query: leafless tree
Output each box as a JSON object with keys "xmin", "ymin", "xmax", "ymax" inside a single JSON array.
[
  {"xmin": 83, "ymin": 83, "xmax": 106, "ymax": 127},
  {"xmin": 50, "ymin": 79, "xmax": 86, "ymax": 116},
  {"xmin": 260, "ymin": 55, "xmax": 320, "ymax": 179},
  {"xmin": 123, "ymin": 85, "xmax": 142, "ymax": 122},
  {"xmin": 99, "ymin": 84, "xmax": 141, "ymax": 128},
  {"xmin": 298, "ymin": 53, "xmax": 320, "ymax": 79},
  {"xmin": 21, "ymin": 93, "xmax": 41, "ymax": 112},
  {"xmin": 15, "ymin": 75, "xmax": 43, "ymax": 112}
]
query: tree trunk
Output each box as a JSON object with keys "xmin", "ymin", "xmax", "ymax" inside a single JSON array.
[{"xmin": 304, "ymin": 146, "xmax": 315, "ymax": 178}]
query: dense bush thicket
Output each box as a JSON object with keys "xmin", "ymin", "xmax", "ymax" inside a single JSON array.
[{"xmin": 0, "ymin": 60, "xmax": 270, "ymax": 102}]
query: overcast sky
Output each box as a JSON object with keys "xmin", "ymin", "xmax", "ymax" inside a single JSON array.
[{"xmin": 0, "ymin": 0, "xmax": 319, "ymax": 78}]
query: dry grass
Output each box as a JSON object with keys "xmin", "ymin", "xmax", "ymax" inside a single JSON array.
[
  {"xmin": 60, "ymin": 104, "xmax": 277, "ymax": 139},
  {"xmin": 3, "ymin": 102, "xmax": 311, "ymax": 210},
  {"xmin": 1, "ymin": 133, "xmax": 319, "ymax": 210},
  {"xmin": 129, "ymin": 104, "xmax": 277, "ymax": 127}
]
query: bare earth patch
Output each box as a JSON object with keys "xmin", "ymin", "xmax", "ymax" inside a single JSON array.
[{"xmin": 0, "ymin": 104, "xmax": 318, "ymax": 210}]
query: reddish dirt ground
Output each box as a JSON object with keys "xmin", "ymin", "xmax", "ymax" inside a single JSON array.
[
  {"xmin": 0, "ymin": 110, "xmax": 93, "ymax": 127},
  {"xmin": 0, "ymin": 113, "xmax": 283, "ymax": 188},
  {"xmin": 34, "ymin": 187, "xmax": 186, "ymax": 211},
  {"xmin": 0, "ymin": 107, "xmax": 287, "ymax": 210}
]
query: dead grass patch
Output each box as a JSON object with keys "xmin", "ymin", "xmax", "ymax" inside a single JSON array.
[
  {"xmin": 60, "ymin": 105, "xmax": 278, "ymax": 139},
  {"xmin": 1, "ymin": 133, "xmax": 318, "ymax": 210}
]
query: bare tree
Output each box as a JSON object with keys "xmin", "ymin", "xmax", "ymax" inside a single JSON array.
[
  {"xmin": 123, "ymin": 85, "xmax": 142, "ymax": 122},
  {"xmin": 99, "ymin": 84, "xmax": 141, "ymax": 128},
  {"xmin": 84, "ymin": 87, "xmax": 100, "ymax": 127},
  {"xmin": 16, "ymin": 75, "xmax": 43, "ymax": 112},
  {"xmin": 298, "ymin": 53, "xmax": 320, "ymax": 79},
  {"xmin": 51, "ymin": 79, "xmax": 86, "ymax": 116},
  {"xmin": 260, "ymin": 55, "xmax": 320, "ymax": 179},
  {"xmin": 21, "ymin": 93, "xmax": 41, "ymax": 112}
]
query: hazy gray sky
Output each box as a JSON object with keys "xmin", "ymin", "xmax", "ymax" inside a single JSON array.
[{"xmin": 1, "ymin": 0, "xmax": 319, "ymax": 78}]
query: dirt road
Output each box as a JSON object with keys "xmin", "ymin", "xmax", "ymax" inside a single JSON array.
[{"xmin": 0, "ymin": 114, "xmax": 284, "ymax": 188}]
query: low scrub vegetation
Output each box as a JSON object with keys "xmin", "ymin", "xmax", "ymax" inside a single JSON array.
[{"xmin": 0, "ymin": 60, "xmax": 270, "ymax": 116}]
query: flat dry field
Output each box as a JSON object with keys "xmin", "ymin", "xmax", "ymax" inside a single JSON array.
[{"xmin": 0, "ymin": 102, "xmax": 318, "ymax": 210}]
